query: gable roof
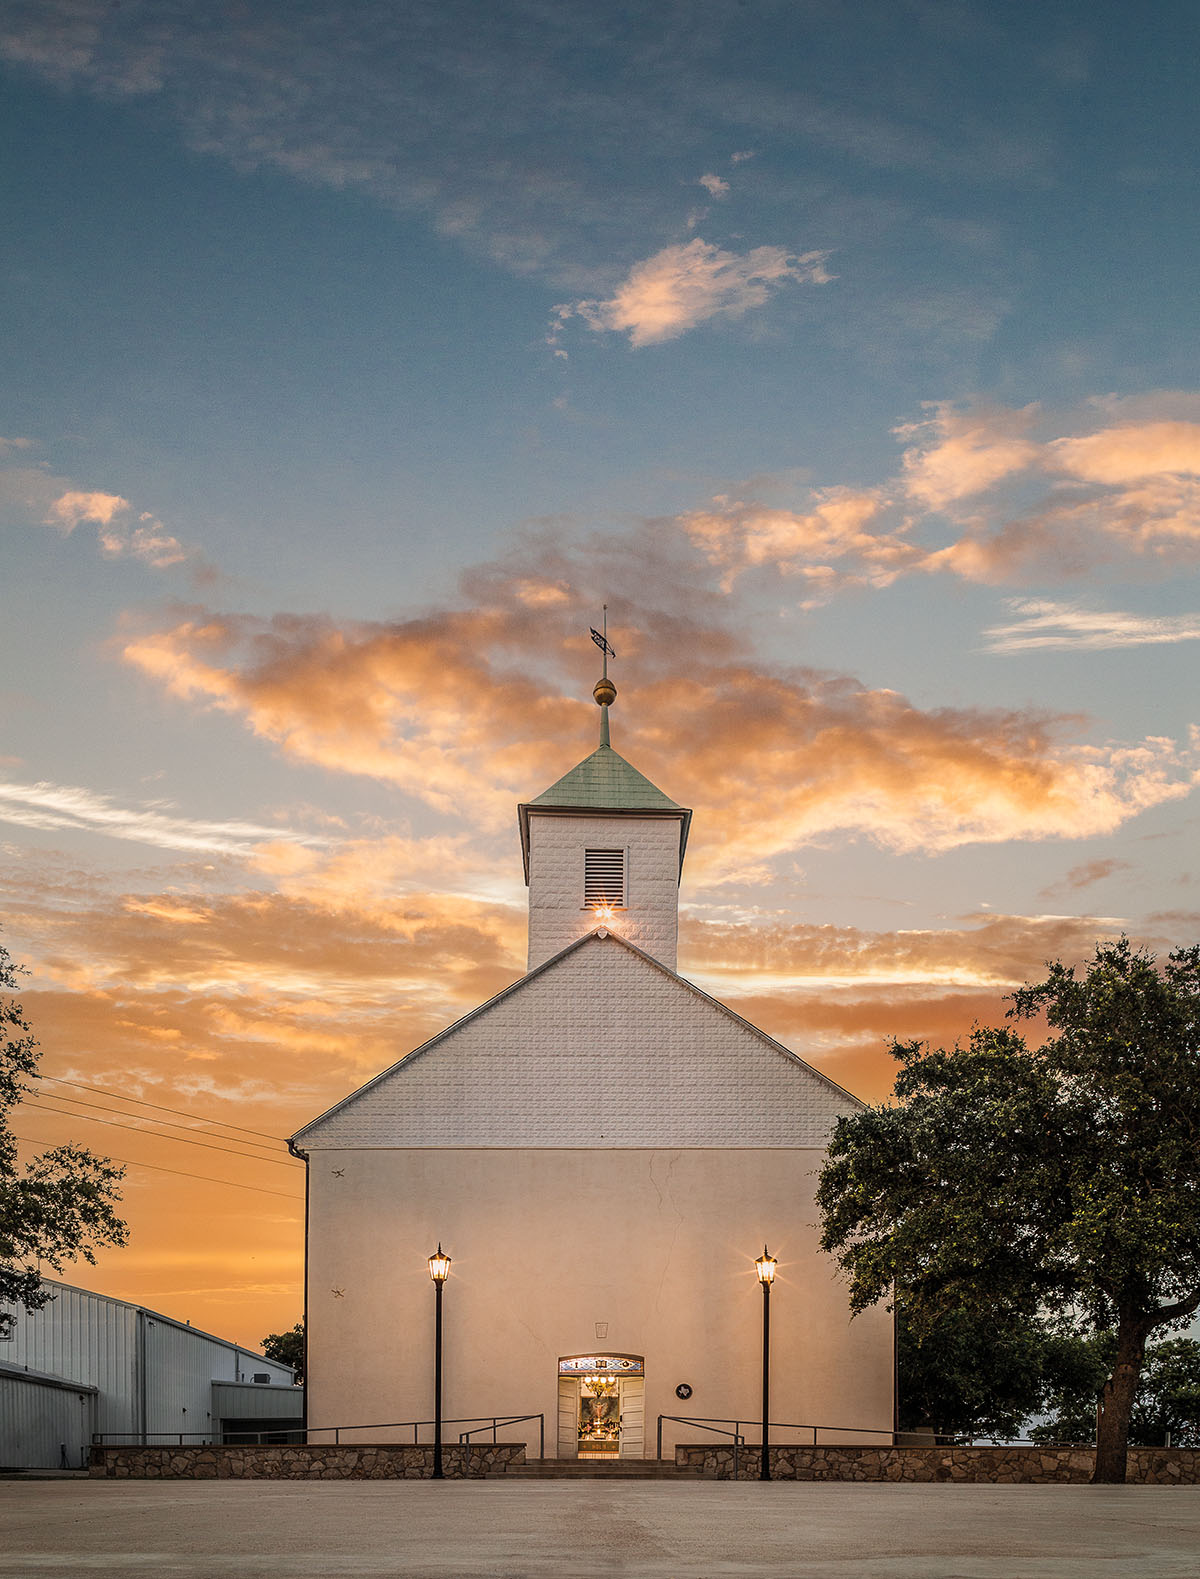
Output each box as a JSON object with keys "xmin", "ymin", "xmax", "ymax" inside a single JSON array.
[{"xmin": 291, "ymin": 929, "xmax": 862, "ymax": 1152}]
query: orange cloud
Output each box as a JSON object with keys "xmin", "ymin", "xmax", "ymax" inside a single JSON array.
[
  {"xmin": 897, "ymin": 402, "xmax": 1042, "ymax": 510},
  {"xmin": 1039, "ymin": 858, "xmax": 1132, "ymax": 897},
  {"xmin": 681, "ymin": 910, "xmax": 1121, "ymax": 991},
  {"xmin": 555, "ymin": 238, "xmax": 833, "ymax": 348},
  {"xmin": 121, "ymin": 606, "xmax": 585, "ymax": 820},
  {"xmin": 45, "ymin": 489, "xmax": 130, "ymax": 528},
  {"xmin": 678, "ymin": 487, "xmax": 918, "ymax": 598},
  {"xmin": 684, "ymin": 910, "xmax": 1146, "ymax": 1101},
  {"xmin": 42, "ymin": 489, "xmax": 189, "ymax": 567},
  {"xmin": 4, "ymin": 772, "xmax": 1188, "ymax": 1341},
  {"xmin": 119, "ymin": 568, "xmax": 1196, "ymax": 876},
  {"xmin": 1050, "ymin": 421, "xmax": 1200, "ymax": 484},
  {"xmin": 677, "ymin": 397, "xmax": 1200, "ymax": 591},
  {"xmin": 2, "ymin": 845, "xmax": 530, "ymax": 1338}
]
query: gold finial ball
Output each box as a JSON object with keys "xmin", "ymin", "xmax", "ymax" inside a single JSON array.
[{"xmin": 593, "ymin": 677, "xmax": 617, "ymax": 707}]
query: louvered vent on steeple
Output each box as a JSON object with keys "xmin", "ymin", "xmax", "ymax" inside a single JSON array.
[{"xmin": 584, "ymin": 848, "xmax": 625, "ymax": 909}]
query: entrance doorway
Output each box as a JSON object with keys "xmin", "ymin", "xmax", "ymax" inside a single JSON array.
[{"xmin": 557, "ymin": 1354, "xmax": 645, "ymax": 1459}]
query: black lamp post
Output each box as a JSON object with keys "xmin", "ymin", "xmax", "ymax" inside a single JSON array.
[
  {"xmin": 755, "ymin": 1246, "xmax": 777, "ymax": 1482},
  {"xmin": 427, "ymin": 1244, "xmax": 451, "ymax": 1479}
]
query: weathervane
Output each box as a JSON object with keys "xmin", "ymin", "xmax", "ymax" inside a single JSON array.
[{"xmin": 590, "ymin": 605, "xmax": 616, "ymax": 745}]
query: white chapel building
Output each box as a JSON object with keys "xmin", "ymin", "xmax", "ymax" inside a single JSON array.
[{"xmin": 291, "ymin": 671, "xmax": 893, "ymax": 1459}]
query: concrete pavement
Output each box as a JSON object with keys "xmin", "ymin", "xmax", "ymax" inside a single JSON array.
[{"xmin": 2, "ymin": 1479, "xmax": 1199, "ymax": 1577}]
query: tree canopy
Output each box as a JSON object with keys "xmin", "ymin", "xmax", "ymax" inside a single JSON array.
[
  {"xmin": 897, "ymin": 1305, "xmax": 1051, "ymax": 1441},
  {"xmin": 816, "ymin": 938, "xmax": 1200, "ymax": 1483},
  {"xmin": 901, "ymin": 1313, "xmax": 1200, "ymax": 1448},
  {"xmin": 1032, "ymin": 1333, "xmax": 1200, "ymax": 1448},
  {"xmin": 260, "ymin": 1320, "xmax": 305, "ymax": 1383},
  {"xmin": 0, "ymin": 940, "xmax": 128, "ymax": 1328}
]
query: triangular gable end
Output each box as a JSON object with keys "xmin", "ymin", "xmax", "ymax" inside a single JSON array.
[{"xmin": 292, "ymin": 931, "xmax": 861, "ymax": 1151}]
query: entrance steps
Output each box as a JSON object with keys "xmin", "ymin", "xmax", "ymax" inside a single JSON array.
[{"xmin": 506, "ymin": 1458, "xmax": 708, "ymax": 1480}]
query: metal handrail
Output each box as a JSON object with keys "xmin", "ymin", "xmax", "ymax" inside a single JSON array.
[
  {"xmin": 658, "ymin": 1415, "xmax": 898, "ymax": 1477},
  {"xmin": 661, "ymin": 1415, "xmax": 898, "ymax": 1444},
  {"xmin": 92, "ymin": 1431, "xmax": 305, "ymax": 1447},
  {"xmin": 93, "ymin": 1413, "xmax": 545, "ymax": 1451},
  {"xmin": 458, "ymin": 1414, "xmax": 545, "ymax": 1458},
  {"xmin": 657, "ymin": 1415, "xmax": 747, "ymax": 1479}
]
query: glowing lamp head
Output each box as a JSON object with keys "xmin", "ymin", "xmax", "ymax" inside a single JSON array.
[
  {"xmin": 755, "ymin": 1246, "xmax": 777, "ymax": 1285},
  {"xmin": 593, "ymin": 902, "xmax": 615, "ymax": 923},
  {"xmin": 427, "ymin": 1244, "xmax": 451, "ymax": 1284}
]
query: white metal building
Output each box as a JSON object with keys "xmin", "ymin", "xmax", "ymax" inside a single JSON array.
[{"xmin": 0, "ymin": 1279, "xmax": 300, "ymax": 1469}]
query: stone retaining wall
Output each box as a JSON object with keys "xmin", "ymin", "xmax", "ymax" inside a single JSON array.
[
  {"xmin": 675, "ymin": 1444, "xmax": 1200, "ymax": 1483},
  {"xmin": 89, "ymin": 1443, "xmax": 526, "ymax": 1479}
]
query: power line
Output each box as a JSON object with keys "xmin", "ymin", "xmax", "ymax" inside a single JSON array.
[
  {"xmin": 35, "ymin": 1073, "xmax": 284, "ymax": 1142},
  {"xmin": 30, "ymin": 1087, "xmax": 286, "ymax": 1159},
  {"xmin": 12, "ymin": 1134, "xmax": 304, "ymax": 1202},
  {"xmin": 21, "ymin": 1100, "xmax": 301, "ymax": 1169}
]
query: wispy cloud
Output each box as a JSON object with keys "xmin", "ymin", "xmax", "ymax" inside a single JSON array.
[
  {"xmin": 3, "ymin": 460, "xmax": 204, "ymax": 573},
  {"xmin": 45, "ymin": 490, "xmax": 129, "ymax": 529},
  {"xmin": 897, "ymin": 402, "xmax": 1041, "ymax": 510},
  {"xmin": 982, "ymin": 599, "xmax": 1200, "ymax": 653},
  {"xmin": 1039, "ymin": 859, "xmax": 1131, "ymax": 897},
  {"xmin": 0, "ymin": 0, "xmax": 1055, "ymax": 300},
  {"xmin": 44, "ymin": 489, "xmax": 189, "ymax": 569},
  {"xmin": 0, "ymin": 435, "xmax": 34, "ymax": 454},
  {"xmin": 684, "ymin": 910, "xmax": 1125, "ymax": 995},
  {"xmin": 698, "ymin": 172, "xmax": 730, "ymax": 198},
  {"xmin": 0, "ymin": 779, "xmax": 320, "ymax": 857},
  {"xmin": 902, "ymin": 401, "xmax": 1200, "ymax": 580},
  {"xmin": 677, "ymin": 394, "xmax": 1200, "ymax": 596},
  {"xmin": 554, "ymin": 239, "xmax": 833, "ymax": 348},
  {"xmin": 678, "ymin": 486, "xmax": 912, "ymax": 600}
]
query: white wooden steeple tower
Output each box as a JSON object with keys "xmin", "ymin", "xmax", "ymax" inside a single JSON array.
[{"xmin": 517, "ymin": 631, "xmax": 692, "ymax": 972}]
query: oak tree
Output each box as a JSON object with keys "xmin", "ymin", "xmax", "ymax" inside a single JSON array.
[
  {"xmin": 1034, "ymin": 1333, "xmax": 1200, "ymax": 1448},
  {"xmin": 261, "ymin": 1319, "xmax": 305, "ymax": 1383},
  {"xmin": 816, "ymin": 939, "xmax": 1200, "ymax": 1483},
  {"xmin": 0, "ymin": 941, "xmax": 127, "ymax": 1330}
]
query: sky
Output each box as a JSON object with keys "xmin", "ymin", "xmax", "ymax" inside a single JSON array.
[{"xmin": 1, "ymin": 0, "xmax": 1198, "ymax": 1346}]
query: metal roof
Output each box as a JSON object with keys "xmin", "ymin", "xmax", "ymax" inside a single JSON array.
[
  {"xmin": 517, "ymin": 742, "xmax": 692, "ymax": 881},
  {"xmin": 528, "ymin": 743, "xmax": 683, "ymax": 810}
]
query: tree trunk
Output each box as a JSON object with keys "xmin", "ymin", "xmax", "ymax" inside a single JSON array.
[{"xmin": 1092, "ymin": 1313, "xmax": 1147, "ymax": 1484}]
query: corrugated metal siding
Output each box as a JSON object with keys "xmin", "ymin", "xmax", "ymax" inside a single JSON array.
[
  {"xmin": 211, "ymin": 1381, "xmax": 304, "ymax": 1422},
  {"xmin": 0, "ymin": 1281, "xmax": 295, "ymax": 1459},
  {"xmin": 0, "ymin": 1372, "xmax": 96, "ymax": 1470},
  {"xmin": 144, "ymin": 1317, "xmax": 238, "ymax": 1440},
  {"xmin": 1, "ymin": 1285, "xmax": 138, "ymax": 1438}
]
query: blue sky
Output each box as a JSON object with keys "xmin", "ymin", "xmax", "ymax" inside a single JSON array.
[{"xmin": 1, "ymin": 0, "xmax": 1197, "ymax": 1337}]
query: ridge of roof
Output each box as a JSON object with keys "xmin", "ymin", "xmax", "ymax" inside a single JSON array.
[
  {"xmin": 290, "ymin": 929, "xmax": 864, "ymax": 1148},
  {"xmin": 15, "ymin": 1278, "xmax": 293, "ymax": 1366},
  {"xmin": 528, "ymin": 742, "xmax": 683, "ymax": 811}
]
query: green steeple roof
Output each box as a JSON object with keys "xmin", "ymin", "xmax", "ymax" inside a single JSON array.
[
  {"xmin": 517, "ymin": 653, "xmax": 693, "ymax": 882},
  {"xmin": 529, "ymin": 743, "xmax": 683, "ymax": 811}
]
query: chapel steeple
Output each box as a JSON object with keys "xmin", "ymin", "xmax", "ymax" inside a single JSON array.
[
  {"xmin": 592, "ymin": 603, "xmax": 617, "ymax": 747},
  {"xmin": 517, "ymin": 619, "xmax": 692, "ymax": 972}
]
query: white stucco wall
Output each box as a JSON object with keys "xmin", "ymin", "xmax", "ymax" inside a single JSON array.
[
  {"xmin": 304, "ymin": 1147, "xmax": 893, "ymax": 1456},
  {"xmin": 526, "ymin": 812, "xmax": 683, "ymax": 970}
]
